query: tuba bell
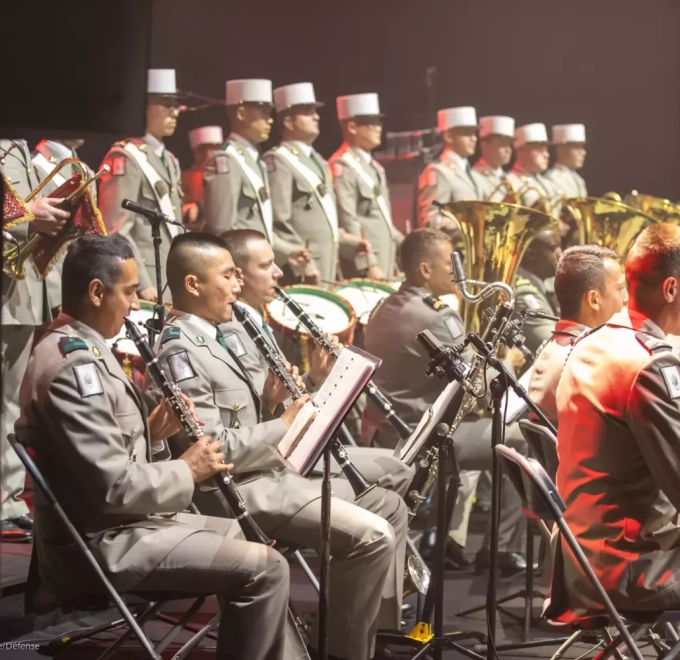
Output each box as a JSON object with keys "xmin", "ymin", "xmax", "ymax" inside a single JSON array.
[
  {"xmin": 562, "ymin": 195, "xmax": 659, "ymax": 259},
  {"xmin": 623, "ymin": 190, "xmax": 680, "ymax": 225}
]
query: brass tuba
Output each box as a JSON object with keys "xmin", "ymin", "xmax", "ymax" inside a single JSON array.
[
  {"xmin": 3, "ymin": 159, "xmax": 106, "ymax": 279},
  {"xmin": 561, "ymin": 196, "xmax": 658, "ymax": 259},
  {"xmin": 623, "ymin": 190, "xmax": 680, "ymax": 225}
]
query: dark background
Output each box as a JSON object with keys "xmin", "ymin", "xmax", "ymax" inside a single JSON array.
[{"xmin": 13, "ymin": 0, "xmax": 680, "ymax": 199}]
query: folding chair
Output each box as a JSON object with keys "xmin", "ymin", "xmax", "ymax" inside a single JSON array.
[
  {"xmin": 494, "ymin": 443, "xmax": 651, "ymax": 660},
  {"xmin": 8, "ymin": 434, "xmax": 216, "ymax": 660}
]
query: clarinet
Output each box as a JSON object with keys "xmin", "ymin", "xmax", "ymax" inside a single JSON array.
[
  {"xmin": 231, "ymin": 303, "xmax": 376, "ymax": 500},
  {"xmin": 123, "ymin": 318, "xmax": 273, "ymax": 546},
  {"xmin": 274, "ymin": 285, "xmax": 412, "ymax": 440}
]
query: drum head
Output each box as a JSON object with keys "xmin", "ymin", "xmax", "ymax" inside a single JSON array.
[{"xmin": 333, "ymin": 279, "xmax": 395, "ymax": 325}]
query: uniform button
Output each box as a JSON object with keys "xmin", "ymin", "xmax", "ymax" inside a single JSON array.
[
  {"xmin": 170, "ymin": 186, "xmax": 176, "ymax": 194},
  {"xmin": 233, "ymin": 402, "xmax": 240, "ymax": 411},
  {"xmin": 172, "ymin": 205, "xmax": 177, "ymax": 211},
  {"xmin": 233, "ymin": 422, "xmax": 241, "ymax": 429},
  {"xmin": 142, "ymin": 257, "xmax": 146, "ymax": 263}
]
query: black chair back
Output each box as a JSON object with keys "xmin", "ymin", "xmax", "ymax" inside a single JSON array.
[{"xmin": 518, "ymin": 419, "xmax": 559, "ymax": 482}]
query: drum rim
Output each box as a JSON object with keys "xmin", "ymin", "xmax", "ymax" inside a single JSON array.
[{"xmin": 332, "ymin": 278, "xmax": 396, "ymax": 295}]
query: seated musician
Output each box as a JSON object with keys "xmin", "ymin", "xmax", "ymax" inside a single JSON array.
[
  {"xmin": 15, "ymin": 235, "xmax": 292, "ymax": 660},
  {"xmin": 548, "ymin": 223, "xmax": 680, "ymax": 618},
  {"xmin": 146, "ymin": 232, "xmax": 408, "ymax": 660},
  {"xmin": 363, "ymin": 228, "xmax": 528, "ymax": 575},
  {"xmin": 528, "ymin": 244, "xmax": 627, "ymax": 426},
  {"xmin": 219, "ymin": 228, "xmax": 414, "ymax": 497}
]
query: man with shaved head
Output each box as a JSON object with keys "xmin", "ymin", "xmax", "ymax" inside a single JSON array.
[{"xmin": 548, "ymin": 223, "xmax": 680, "ymax": 618}]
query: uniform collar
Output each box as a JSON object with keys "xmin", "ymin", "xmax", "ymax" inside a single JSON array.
[
  {"xmin": 237, "ymin": 300, "xmax": 264, "ymax": 325},
  {"xmin": 353, "ymin": 146, "xmax": 372, "ymax": 164},
  {"xmin": 512, "ymin": 162, "xmax": 546, "ymax": 178},
  {"xmin": 553, "ymin": 162, "xmax": 575, "ymax": 173},
  {"xmin": 144, "ymin": 133, "xmax": 165, "ymax": 158},
  {"xmin": 474, "ymin": 157, "xmax": 503, "ymax": 178},
  {"xmin": 229, "ymin": 132, "xmax": 260, "ymax": 161},
  {"xmin": 553, "ymin": 318, "xmax": 588, "ymax": 337},
  {"xmin": 442, "ymin": 148, "xmax": 469, "ymax": 172},
  {"xmin": 609, "ymin": 308, "xmax": 667, "ymax": 340},
  {"xmin": 43, "ymin": 140, "xmax": 74, "ymax": 161},
  {"xmin": 290, "ymin": 140, "xmax": 313, "ymax": 157},
  {"xmin": 52, "ymin": 313, "xmax": 113, "ymax": 355},
  {"xmin": 168, "ymin": 309, "xmax": 218, "ymax": 340}
]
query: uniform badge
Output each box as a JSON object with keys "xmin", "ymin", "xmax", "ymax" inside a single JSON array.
[
  {"xmin": 168, "ymin": 351, "xmax": 196, "ymax": 383},
  {"xmin": 112, "ymin": 156, "xmax": 126, "ymax": 176},
  {"xmin": 215, "ymin": 155, "xmax": 229, "ymax": 174},
  {"xmin": 224, "ymin": 332, "xmax": 247, "ymax": 358},
  {"xmin": 444, "ymin": 316, "xmax": 464, "ymax": 341},
  {"xmin": 661, "ymin": 365, "xmax": 680, "ymax": 400},
  {"xmin": 73, "ymin": 363, "xmax": 104, "ymax": 398},
  {"xmin": 91, "ymin": 346, "xmax": 101, "ymax": 357},
  {"xmin": 332, "ymin": 162, "xmax": 344, "ymax": 178}
]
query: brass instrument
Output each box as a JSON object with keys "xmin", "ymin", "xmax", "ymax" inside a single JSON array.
[
  {"xmin": 486, "ymin": 178, "xmax": 518, "ymax": 203},
  {"xmin": 3, "ymin": 159, "xmax": 107, "ymax": 279},
  {"xmin": 562, "ymin": 195, "xmax": 658, "ymax": 258},
  {"xmin": 624, "ymin": 190, "xmax": 680, "ymax": 225}
]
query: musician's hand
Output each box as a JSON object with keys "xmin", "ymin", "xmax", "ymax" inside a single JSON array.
[
  {"xmin": 309, "ymin": 334, "xmax": 340, "ymax": 385},
  {"xmin": 263, "ymin": 368, "xmax": 291, "ymax": 412},
  {"xmin": 302, "ymin": 265, "xmax": 321, "ymax": 286},
  {"xmin": 148, "ymin": 399, "xmax": 183, "ymax": 441},
  {"xmin": 179, "ymin": 435, "xmax": 233, "ymax": 483},
  {"xmin": 367, "ymin": 265, "xmax": 385, "ymax": 281},
  {"xmin": 138, "ymin": 286, "xmax": 159, "ymax": 302},
  {"xmin": 506, "ymin": 347, "xmax": 527, "ymax": 373},
  {"xmin": 182, "ymin": 202, "xmax": 202, "ymax": 231},
  {"xmin": 29, "ymin": 198, "xmax": 70, "ymax": 235},
  {"xmin": 280, "ymin": 394, "xmax": 312, "ymax": 428}
]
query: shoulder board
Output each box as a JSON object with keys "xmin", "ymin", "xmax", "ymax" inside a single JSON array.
[
  {"xmin": 59, "ymin": 336, "xmax": 88, "ymax": 356},
  {"xmin": 423, "ymin": 293, "xmax": 447, "ymax": 311},
  {"xmin": 160, "ymin": 326, "xmax": 181, "ymax": 345},
  {"xmin": 635, "ymin": 332, "xmax": 672, "ymax": 354},
  {"xmin": 514, "ymin": 276, "xmax": 535, "ymax": 289}
]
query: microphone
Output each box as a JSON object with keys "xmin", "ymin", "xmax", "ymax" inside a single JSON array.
[
  {"xmin": 121, "ymin": 199, "xmax": 185, "ymax": 228},
  {"xmin": 2, "ymin": 231, "xmax": 19, "ymax": 245}
]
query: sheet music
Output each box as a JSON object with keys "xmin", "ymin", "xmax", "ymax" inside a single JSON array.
[
  {"xmin": 278, "ymin": 346, "xmax": 379, "ymax": 474},
  {"xmin": 500, "ymin": 365, "xmax": 534, "ymax": 425}
]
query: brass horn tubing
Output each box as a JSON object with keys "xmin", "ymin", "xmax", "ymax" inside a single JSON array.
[
  {"xmin": 24, "ymin": 158, "xmax": 87, "ymax": 203},
  {"xmin": 486, "ymin": 178, "xmax": 517, "ymax": 201}
]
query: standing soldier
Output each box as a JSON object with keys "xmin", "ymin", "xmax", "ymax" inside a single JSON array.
[
  {"xmin": 97, "ymin": 69, "xmax": 186, "ymax": 303},
  {"xmin": 329, "ymin": 93, "xmax": 403, "ymax": 280},
  {"xmin": 181, "ymin": 125, "xmax": 224, "ymax": 231},
  {"xmin": 417, "ymin": 106, "xmax": 483, "ymax": 232},
  {"xmin": 473, "ymin": 116, "xmax": 515, "ymax": 201},
  {"xmin": 547, "ymin": 123, "xmax": 588, "ymax": 198}
]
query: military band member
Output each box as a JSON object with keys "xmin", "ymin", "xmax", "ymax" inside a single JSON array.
[
  {"xmin": 98, "ymin": 69, "xmax": 187, "ymax": 303},
  {"xmin": 507, "ymin": 123, "xmax": 562, "ymax": 211},
  {"xmin": 514, "ymin": 228, "xmax": 563, "ymax": 355},
  {"xmin": 181, "ymin": 125, "xmax": 224, "ymax": 231},
  {"xmin": 417, "ymin": 106, "xmax": 483, "ymax": 232},
  {"xmin": 548, "ymin": 223, "xmax": 680, "ymax": 618},
  {"xmin": 547, "ymin": 123, "xmax": 588, "ymax": 198},
  {"xmin": 528, "ymin": 245, "xmax": 626, "ymax": 426},
  {"xmin": 1, "ymin": 139, "xmax": 70, "ymax": 543},
  {"xmin": 219, "ymin": 228, "xmax": 414, "ymax": 496},
  {"xmin": 473, "ymin": 115, "xmax": 515, "ymax": 201},
  {"xmin": 149, "ymin": 232, "xmax": 408, "ymax": 660},
  {"xmin": 329, "ymin": 93, "xmax": 404, "ymax": 280},
  {"xmin": 265, "ymin": 83, "xmax": 374, "ymax": 287},
  {"xmin": 15, "ymin": 235, "xmax": 292, "ymax": 660},
  {"xmin": 363, "ymin": 228, "xmax": 528, "ymax": 574}
]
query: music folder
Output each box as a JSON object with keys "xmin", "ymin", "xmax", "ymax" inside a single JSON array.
[{"xmin": 276, "ymin": 346, "xmax": 380, "ymax": 476}]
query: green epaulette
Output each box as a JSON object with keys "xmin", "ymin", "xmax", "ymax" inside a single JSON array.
[
  {"xmin": 423, "ymin": 293, "xmax": 447, "ymax": 311},
  {"xmin": 160, "ymin": 326, "xmax": 181, "ymax": 345},
  {"xmin": 635, "ymin": 332, "xmax": 672, "ymax": 355},
  {"xmin": 59, "ymin": 337, "xmax": 87, "ymax": 356}
]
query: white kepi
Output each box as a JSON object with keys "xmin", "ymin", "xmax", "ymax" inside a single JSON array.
[
  {"xmin": 274, "ymin": 82, "xmax": 324, "ymax": 113},
  {"xmin": 479, "ymin": 116, "xmax": 515, "ymax": 139},
  {"xmin": 437, "ymin": 106, "xmax": 478, "ymax": 132},
  {"xmin": 514, "ymin": 123, "xmax": 549, "ymax": 148},
  {"xmin": 552, "ymin": 124, "xmax": 586, "ymax": 144},
  {"xmin": 188, "ymin": 126, "xmax": 224, "ymax": 149},
  {"xmin": 147, "ymin": 69, "xmax": 177, "ymax": 95},
  {"xmin": 336, "ymin": 93, "xmax": 382, "ymax": 120},
  {"xmin": 226, "ymin": 79, "xmax": 273, "ymax": 106}
]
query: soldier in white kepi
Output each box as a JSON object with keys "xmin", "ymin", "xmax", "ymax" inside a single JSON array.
[
  {"xmin": 473, "ymin": 115, "xmax": 515, "ymax": 201},
  {"xmin": 417, "ymin": 106, "xmax": 484, "ymax": 232},
  {"xmin": 182, "ymin": 125, "xmax": 224, "ymax": 231},
  {"xmin": 264, "ymin": 83, "xmax": 374, "ymax": 287},
  {"xmin": 98, "ymin": 68, "xmax": 188, "ymax": 303},
  {"xmin": 329, "ymin": 93, "xmax": 403, "ymax": 280},
  {"xmin": 548, "ymin": 123, "xmax": 588, "ymax": 198},
  {"xmin": 202, "ymin": 79, "xmax": 314, "ymax": 277}
]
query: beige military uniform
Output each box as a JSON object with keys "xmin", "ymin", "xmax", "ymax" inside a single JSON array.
[
  {"xmin": 472, "ymin": 157, "xmax": 507, "ymax": 201},
  {"xmin": 546, "ymin": 162, "xmax": 587, "ymax": 199},
  {"xmin": 97, "ymin": 135, "xmax": 184, "ymax": 294},
  {"xmin": 219, "ymin": 307, "xmax": 414, "ymax": 495},
  {"xmin": 417, "ymin": 149, "xmax": 484, "ymax": 230},
  {"xmin": 548, "ymin": 309, "xmax": 680, "ymax": 618},
  {"xmin": 148, "ymin": 310, "xmax": 407, "ymax": 660},
  {"xmin": 15, "ymin": 314, "xmax": 292, "ymax": 660},
  {"xmin": 362, "ymin": 284, "xmax": 525, "ymax": 551},
  {"xmin": 1, "ymin": 139, "xmax": 49, "ymax": 522},
  {"xmin": 264, "ymin": 141, "xmax": 366, "ymax": 285},
  {"xmin": 528, "ymin": 320, "xmax": 587, "ymax": 427},
  {"xmin": 513, "ymin": 267, "xmax": 559, "ymax": 356},
  {"xmin": 329, "ymin": 143, "xmax": 403, "ymax": 278},
  {"xmin": 506, "ymin": 163, "xmax": 563, "ymax": 212}
]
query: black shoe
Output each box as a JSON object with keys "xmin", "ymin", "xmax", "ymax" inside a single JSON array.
[
  {"xmin": 10, "ymin": 514, "xmax": 33, "ymax": 531},
  {"xmin": 475, "ymin": 550, "xmax": 530, "ymax": 576},
  {"xmin": 419, "ymin": 530, "xmax": 470, "ymax": 570},
  {"xmin": 0, "ymin": 519, "xmax": 32, "ymax": 543}
]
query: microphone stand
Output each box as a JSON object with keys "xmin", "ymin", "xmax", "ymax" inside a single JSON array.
[{"xmin": 148, "ymin": 215, "xmax": 165, "ymax": 346}]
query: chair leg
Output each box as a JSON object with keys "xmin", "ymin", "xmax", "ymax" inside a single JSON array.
[
  {"xmin": 171, "ymin": 614, "xmax": 221, "ymax": 660},
  {"xmin": 96, "ymin": 601, "xmax": 164, "ymax": 660},
  {"xmin": 549, "ymin": 629, "xmax": 584, "ymax": 660},
  {"xmin": 593, "ymin": 624, "xmax": 650, "ymax": 660},
  {"xmin": 293, "ymin": 549, "xmax": 320, "ymax": 593},
  {"xmin": 154, "ymin": 597, "xmax": 206, "ymax": 654}
]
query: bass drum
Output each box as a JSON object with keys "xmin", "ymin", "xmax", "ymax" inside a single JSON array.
[
  {"xmin": 333, "ymin": 279, "xmax": 395, "ymax": 348},
  {"xmin": 266, "ymin": 285, "xmax": 356, "ymax": 373}
]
